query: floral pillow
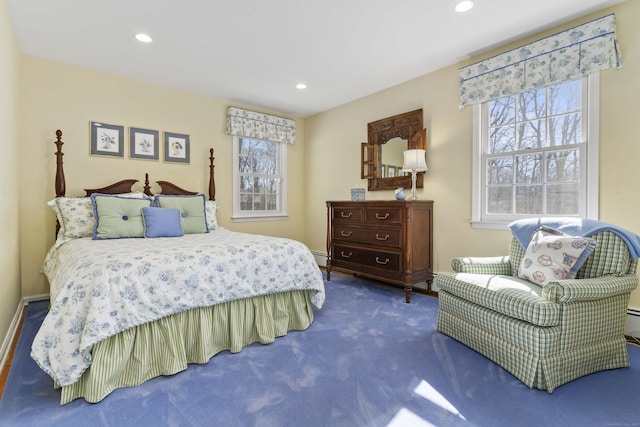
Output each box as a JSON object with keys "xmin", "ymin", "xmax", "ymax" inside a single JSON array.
[
  {"xmin": 48, "ymin": 197, "xmax": 94, "ymax": 239},
  {"xmin": 517, "ymin": 226, "xmax": 596, "ymax": 285},
  {"xmin": 205, "ymin": 200, "xmax": 219, "ymax": 230}
]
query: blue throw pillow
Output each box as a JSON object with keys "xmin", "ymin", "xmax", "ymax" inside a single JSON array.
[{"xmin": 142, "ymin": 207, "xmax": 184, "ymax": 238}]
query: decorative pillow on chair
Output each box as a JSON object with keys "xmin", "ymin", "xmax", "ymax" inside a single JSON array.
[
  {"xmin": 154, "ymin": 194, "xmax": 208, "ymax": 234},
  {"xmin": 91, "ymin": 194, "xmax": 152, "ymax": 239},
  {"xmin": 142, "ymin": 207, "xmax": 183, "ymax": 238},
  {"xmin": 517, "ymin": 226, "xmax": 596, "ymax": 285}
]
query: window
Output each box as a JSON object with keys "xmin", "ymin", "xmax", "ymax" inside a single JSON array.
[
  {"xmin": 472, "ymin": 75, "xmax": 599, "ymax": 229},
  {"xmin": 232, "ymin": 136, "xmax": 287, "ymax": 221}
]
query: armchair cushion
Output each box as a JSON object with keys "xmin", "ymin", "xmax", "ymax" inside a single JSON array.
[{"xmin": 436, "ymin": 272, "xmax": 560, "ymax": 326}]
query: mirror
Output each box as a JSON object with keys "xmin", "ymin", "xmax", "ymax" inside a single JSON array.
[{"xmin": 363, "ymin": 109, "xmax": 425, "ymax": 191}]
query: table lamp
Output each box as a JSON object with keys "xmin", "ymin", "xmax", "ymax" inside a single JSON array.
[{"xmin": 401, "ymin": 149, "xmax": 428, "ymax": 200}]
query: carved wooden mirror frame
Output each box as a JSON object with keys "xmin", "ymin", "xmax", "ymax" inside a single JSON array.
[{"xmin": 362, "ymin": 108, "xmax": 425, "ymax": 191}]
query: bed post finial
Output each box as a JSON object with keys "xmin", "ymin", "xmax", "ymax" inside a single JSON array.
[
  {"xmin": 55, "ymin": 129, "xmax": 66, "ymax": 197},
  {"xmin": 209, "ymin": 148, "xmax": 216, "ymax": 201},
  {"xmin": 144, "ymin": 173, "xmax": 152, "ymax": 196}
]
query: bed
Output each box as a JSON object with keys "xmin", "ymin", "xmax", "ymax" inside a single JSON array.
[{"xmin": 31, "ymin": 130, "xmax": 325, "ymax": 404}]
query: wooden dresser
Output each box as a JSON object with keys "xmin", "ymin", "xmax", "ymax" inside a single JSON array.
[{"xmin": 326, "ymin": 200, "xmax": 434, "ymax": 303}]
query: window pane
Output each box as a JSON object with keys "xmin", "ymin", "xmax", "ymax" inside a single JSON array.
[
  {"xmin": 489, "ymin": 96, "xmax": 515, "ymax": 126},
  {"xmin": 517, "ymin": 88, "xmax": 545, "ymax": 121},
  {"xmin": 240, "ymin": 176, "xmax": 253, "ymax": 191},
  {"xmin": 489, "ymin": 125, "xmax": 515, "ymax": 153},
  {"xmin": 547, "ymin": 184, "xmax": 579, "ymax": 214},
  {"xmin": 546, "ymin": 150, "xmax": 579, "ymax": 183},
  {"xmin": 240, "ymin": 194, "xmax": 253, "ymax": 211},
  {"xmin": 253, "ymin": 194, "xmax": 266, "ymax": 210},
  {"xmin": 516, "ymin": 154, "xmax": 542, "ymax": 184},
  {"xmin": 549, "ymin": 113, "xmax": 581, "ymax": 145},
  {"xmin": 487, "ymin": 187, "xmax": 512, "ymax": 214},
  {"xmin": 239, "ymin": 155, "xmax": 252, "ymax": 173},
  {"xmin": 515, "ymin": 186, "xmax": 542, "ymax": 214},
  {"xmin": 487, "ymin": 156, "xmax": 513, "ymax": 185},
  {"xmin": 549, "ymin": 80, "xmax": 581, "ymax": 115},
  {"xmin": 517, "ymin": 119, "xmax": 546, "ymax": 149},
  {"xmin": 266, "ymin": 195, "xmax": 277, "ymax": 210}
]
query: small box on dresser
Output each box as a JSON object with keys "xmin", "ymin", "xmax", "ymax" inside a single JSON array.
[{"xmin": 326, "ymin": 200, "xmax": 434, "ymax": 303}]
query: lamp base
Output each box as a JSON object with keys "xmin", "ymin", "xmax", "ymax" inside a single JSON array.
[{"xmin": 410, "ymin": 171, "xmax": 418, "ymax": 200}]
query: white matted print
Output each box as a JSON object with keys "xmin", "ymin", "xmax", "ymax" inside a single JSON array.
[
  {"xmin": 164, "ymin": 132, "xmax": 190, "ymax": 163},
  {"xmin": 90, "ymin": 122, "xmax": 124, "ymax": 157},
  {"xmin": 130, "ymin": 127, "xmax": 159, "ymax": 160}
]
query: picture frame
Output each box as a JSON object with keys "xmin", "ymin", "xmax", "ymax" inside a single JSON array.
[
  {"xmin": 130, "ymin": 127, "xmax": 159, "ymax": 160},
  {"xmin": 164, "ymin": 132, "xmax": 190, "ymax": 163},
  {"xmin": 90, "ymin": 122, "xmax": 124, "ymax": 157},
  {"xmin": 387, "ymin": 166, "xmax": 396, "ymax": 178}
]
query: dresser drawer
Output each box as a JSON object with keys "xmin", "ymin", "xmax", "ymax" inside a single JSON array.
[
  {"xmin": 364, "ymin": 206, "xmax": 402, "ymax": 225},
  {"xmin": 332, "ymin": 225, "xmax": 401, "ymax": 247},
  {"xmin": 332, "ymin": 244, "xmax": 401, "ymax": 272},
  {"xmin": 333, "ymin": 206, "xmax": 362, "ymax": 223}
]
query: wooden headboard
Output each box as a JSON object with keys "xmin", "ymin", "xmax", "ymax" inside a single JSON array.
[{"xmin": 53, "ymin": 129, "xmax": 216, "ymax": 200}]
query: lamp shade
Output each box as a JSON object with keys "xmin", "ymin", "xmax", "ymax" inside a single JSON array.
[{"xmin": 401, "ymin": 149, "xmax": 428, "ymax": 172}]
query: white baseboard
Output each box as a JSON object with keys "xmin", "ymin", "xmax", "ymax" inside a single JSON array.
[
  {"xmin": 0, "ymin": 294, "xmax": 49, "ymax": 374},
  {"xmin": 0, "ymin": 300, "xmax": 27, "ymax": 375},
  {"xmin": 626, "ymin": 307, "xmax": 640, "ymax": 338},
  {"xmin": 312, "ymin": 251, "xmax": 327, "ymax": 268}
]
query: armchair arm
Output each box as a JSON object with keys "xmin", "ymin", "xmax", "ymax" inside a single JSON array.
[
  {"xmin": 542, "ymin": 274, "xmax": 639, "ymax": 303},
  {"xmin": 451, "ymin": 256, "xmax": 511, "ymax": 275}
]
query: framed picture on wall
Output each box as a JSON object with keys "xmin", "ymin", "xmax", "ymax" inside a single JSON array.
[
  {"xmin": 130, "ymin": 127, "xmax": 159, "ymax": 160},
  {"xmin": 90, "ymin": 122, "xmax": 124, "ymax": 157},
  {"xmin": 164, "ymin": 132, "xmax": 190, "ymax": 163}
]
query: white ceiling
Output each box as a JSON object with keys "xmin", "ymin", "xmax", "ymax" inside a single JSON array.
[{"xmin": 6, "ymin": 0, "xmax": 625, "ymax": 117}]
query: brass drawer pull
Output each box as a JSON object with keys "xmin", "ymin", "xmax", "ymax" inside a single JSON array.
[
  {"xmin": 375, "ymin": 213, "xmax": 390, "ymax": 220},
  {"xmin": 341, "ymin": 251, "xmax": 353, "ymax": 259},
  {"xmin": 375, "ymin": 257, "xmax": 390, "ymax": 265},
  {"xmin": 341, "ymin": 231, "xmax": 353, "ymax": 237},
  {"xmin": 341, "ymin": 212, "xmax": 353, "ymax": 218},
  {"xmin": 375, "ymin": 234, "xmax": 389, "ymax": 241}
]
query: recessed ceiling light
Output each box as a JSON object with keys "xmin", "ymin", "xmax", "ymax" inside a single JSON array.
[
  {"xmin": 296, "ymin": 83, "xmax": 307, "ymax": 90},
  {"xmin": 135, "ymin": 33, "xmax": 152, "ymax": 43},
  {"xmin": 454, "ymin": 1, "xmax": 474, "ymax": 12}
]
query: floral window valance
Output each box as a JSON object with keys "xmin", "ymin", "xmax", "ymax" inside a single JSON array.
[
  {"xmin": 458, "ymin": 14, "xmax": 622, "ymax": 109},
  {"xmin": 226, "ymin": 107, "xmax": 296, "ymax": 144}
]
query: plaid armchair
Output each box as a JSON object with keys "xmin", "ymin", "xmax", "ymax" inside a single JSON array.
[{"xmin": 436, "ymin": 230, "xmax": 638, "ymax": 392}]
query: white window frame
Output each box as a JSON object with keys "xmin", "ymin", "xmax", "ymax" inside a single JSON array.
[
  {"xmin": 232, "ymin": 135, "xmax": 288, "ymax": 222},
  {"xmin": 471, "ymin": 74, "xmax": 599, "ymax": 230}
]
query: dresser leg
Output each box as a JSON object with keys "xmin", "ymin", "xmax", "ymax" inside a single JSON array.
[{"xmin": 404, "ymin": 284, "xmax": 412, "ymax": 303}]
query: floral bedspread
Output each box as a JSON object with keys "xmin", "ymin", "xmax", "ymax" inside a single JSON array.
[{"xmin": 32, "ymin": 230, "xmax": 325, "ymax": 387}]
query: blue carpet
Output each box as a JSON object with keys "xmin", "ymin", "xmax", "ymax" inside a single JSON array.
[{"xmin": 1, "ymin": 273, "xmax": 638, "ymax": 427}]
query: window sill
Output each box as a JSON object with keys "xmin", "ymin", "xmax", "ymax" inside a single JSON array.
[
  {"xmin": 470, "ymin": 220, "xmax": 510, "ymax": 231},
  {"xmin": 232, "ymin": 214, "xmax": 288, "ymax": 223}
]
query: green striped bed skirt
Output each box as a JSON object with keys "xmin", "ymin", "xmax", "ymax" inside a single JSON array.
[{"xmin": 58, "ymin": 290, "xmax": 314, "ymax": 404}]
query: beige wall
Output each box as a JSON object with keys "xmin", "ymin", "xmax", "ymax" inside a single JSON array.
[
  {"xmin": 305, "ymin": 0, "xmax": 640, "ymax": 307},
  {"xmin": 18, "ymin": 57, "xmax": 308, "ymax": 298},
  {"xmin": 0, "ymin": 0, "xmax": 21, "ymax": 350}
]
